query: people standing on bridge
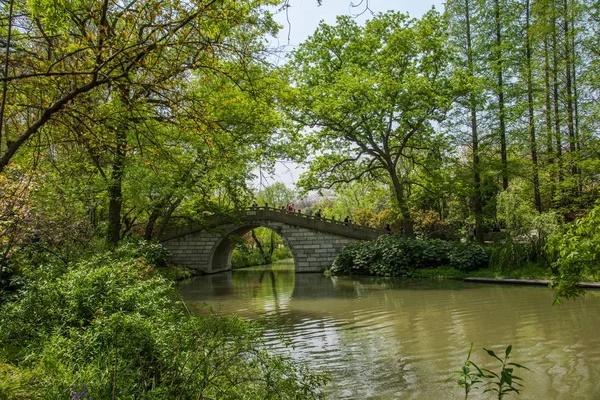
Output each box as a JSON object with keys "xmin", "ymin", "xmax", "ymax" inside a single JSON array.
[
  {"xmin": 315, "ymin": 209, "xmax": 322, "ymax": 218},
  {"xmin": 344, "ymin": 216, "xmax": 349, "ymax": 225},
  {"xmin": 251, "ymin": 201, "xmax": 258, "ymax": 209},
  {"xmin": 288, "ymin": 203, "xmax": 295, "ymax": 212}
]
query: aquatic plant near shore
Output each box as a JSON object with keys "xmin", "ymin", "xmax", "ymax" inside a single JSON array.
[{"xmin": 452, "ymin": 344, "xmax": 529, "ymax": 399}]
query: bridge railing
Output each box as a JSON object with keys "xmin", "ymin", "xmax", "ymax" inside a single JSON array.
[{"xmin": 247, "ymin": 205, "xmax": 383, "ymax": 232}]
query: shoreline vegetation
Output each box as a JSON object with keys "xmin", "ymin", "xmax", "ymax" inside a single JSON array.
[
  {"xmin": 0, "ymin": 242, "xmax": 327, "ymax": 398},
  {"xmin": 324, "ymin": 232, "xmax": 600, "ymax": 298}
]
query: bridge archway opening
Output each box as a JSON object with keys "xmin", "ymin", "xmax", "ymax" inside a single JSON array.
[{"xmin": 210, "ymin": 224, "xmax": 296, "ymax": 271}]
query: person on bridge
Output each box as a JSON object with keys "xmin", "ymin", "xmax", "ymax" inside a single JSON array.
[
  {"xmin": 315, "ymin": 209, "xmax": 322, "ymax": 218},
  {"xmin": 344, "ymin": 216, "xmax": 350, "ymax": 225},
  {"xmin": 288, "ymin": 203, "xmax": 295, "ymax": 212},
  {"xmin": 251, "ymin": 201, "xmax": 258, "ymax": 209}
]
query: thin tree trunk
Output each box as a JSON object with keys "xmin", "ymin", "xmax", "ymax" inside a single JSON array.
[
  {"xmin": 0, "ymin": 0, "xmax": 14, "ymax": 153},
  {"xmin": 269, "ymin": 231, "xmax": 275, "ymax": 259},
  {"xmin": 551, "ymin": 6, "xmax": 563, "ymax": 204},
  {"xmin": 569, "ymin": 9, "xmax": 582, "ymax": 192},
  {"xmin": 156, "ymin": 198, "xmax": 182, "ymax": 239},
  {"xmin": 525, "ymin": 0, "xmax": 542, "ymax": 212},
  {"xmin": 494, "ymin": 0, "xmax": 509, "ymax": 190},
  {"xmin": 543, "ymin": 30, "xmax": 554, "ymax": 196},
  {"xmin": 144, "ymin": 204, "xmax": 163, "ymax": 241},
  {"xmin": 107, "ymin": 125, "xmax": 127, "ymax": 248},
  {"xmin": 562, "ymin": 0, "xmax": 577, "ymax": 181},
  {"xmin": 465, "ymin": 0, "xmax": 484, "ymax": 243},
  {"xmin": 251, "ymin": 229, "xmax": 269, "ymax": 264}
]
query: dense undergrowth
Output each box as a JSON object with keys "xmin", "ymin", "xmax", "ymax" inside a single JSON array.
[
  {"xmin": 329, "ymin": 235, "xmax": 489, "ymax": 277},
  {"xmin": 232, "ymin": 245, "xmax": 293, "ymax": 269},
  {"xmin": 0, "ymin": 241, "xmax": 326, "ymax": 399}
]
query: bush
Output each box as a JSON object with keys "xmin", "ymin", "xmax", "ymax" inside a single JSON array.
[
  {"xmin": 272, "ymin": 246, "xmax": 293, "ymax": 261},
  {"xmin": 413, "ymin": 210, "xmax": 460, "ymax": 240},
  {"xmin": 231, "ymin": 247, "xmax": 265, "ymax": 268},
  {"xmin": 0, "ymin": 248, "xmax": 326, "ymax": 399},
  {"xmin": 330, "ymin": 236, "xmax": 488, "ymax": 277},
  {"xmin": 547, "ymin": 202, "xmax": 600, "ymax": 301}
]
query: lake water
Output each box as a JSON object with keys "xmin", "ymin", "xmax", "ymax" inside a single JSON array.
[{"xmin": 177, "ymin": 260, "xmax": 600, "ymax": 399}]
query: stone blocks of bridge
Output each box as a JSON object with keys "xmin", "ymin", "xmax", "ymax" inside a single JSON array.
[{"xmin": 161, "ymin": 220, "xmax": 359, "ymax": 274}]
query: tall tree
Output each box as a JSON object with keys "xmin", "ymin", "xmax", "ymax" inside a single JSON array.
[
  {"xmin": 446, "ymin": 0, "xmax": 486, "ymax": 242},
  {"xmin": 524, "ymin": 0, "xmax": 542, "ymax": 211},
  {"xmin": 493, "ymin": 0, "xmax": 510, "ymax": 190},
  {"xmin": 286, "ymin": 10, "xmax": 454, "ymax": 236}
]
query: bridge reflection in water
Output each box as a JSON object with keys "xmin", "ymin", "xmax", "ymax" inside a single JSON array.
[{"xmin": 178, "ymin": 262, "xmax": 600, "ymax": 400}]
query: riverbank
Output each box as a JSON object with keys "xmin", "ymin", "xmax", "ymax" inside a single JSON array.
[
  {"xmin": 463, "ymin": 277, "xmax": 600, "ymax": 289},
  {"xmin": 411, "ymin": 264, "xmax": 600, "ymax": 288}
]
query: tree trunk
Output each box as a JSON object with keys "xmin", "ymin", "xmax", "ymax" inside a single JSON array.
[
  {"xmin": 551, "ymin": 6, "xmax": 563, "ymax": 205},
  {"xmin": 269, "ymin": 231, "xmax": 275, "ymax": 259},
  {"xmin": 251, "ymin": 229, "xmax": 269, "ymax": 264},
  {"xmin": 389, "ymin": 166, "xmax": 414, "ymax": 237},
  {"xmin": 0, "ymin": 0, "xmax": 14, "ymax": 153},
  {"xmin": 465, "ymin": 0, "xmax": 484, "ymax": 243},
  {"xmin": 144, "ymin": 205, "xmax": 163, "ymax": 241},
  {"xmin": 525, "ymin": 0, "xmax": 542, "ymax": 212},
  {"xmin": 494, "ymin": 0, "xmax": 509, "ymax": 190},
  {"xmin": 107, "ymin": 125, "xmax": 126, "ymax": 248},
  {"xmin": 543, "ymin": 29, "xmax": 555, "ymax": 200},
  {"xmin": 156, "ymin": 198, "xmax": 182, "ymax": 239},
  {"xmin": 562, "ymin": 0, "xmax": 578, "ymax": 182}
]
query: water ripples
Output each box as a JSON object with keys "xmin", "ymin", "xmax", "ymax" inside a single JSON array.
[{"xmin": 179, "ymin": 271, "xmax": 600, "ymax": 399}]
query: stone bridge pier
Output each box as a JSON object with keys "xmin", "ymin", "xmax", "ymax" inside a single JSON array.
[{"xmin": 160, "ymin": 207, "xmax": 384, "ymax": 273}]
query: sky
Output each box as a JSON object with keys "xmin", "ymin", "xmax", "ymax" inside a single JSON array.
[
  {"xmin": 270, "ymin": 0, "xmax": 445, "ymax": 56},
  {"xmin": 255, "ymin": 0, "xmax": 445, "ymax": 190}
]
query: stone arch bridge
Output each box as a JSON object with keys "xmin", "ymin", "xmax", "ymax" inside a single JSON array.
[{"xmin": 160, "ymin": 206, "xmax": 385, "ymax": 273}]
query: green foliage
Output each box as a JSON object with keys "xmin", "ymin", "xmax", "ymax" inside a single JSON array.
[
  {"xmin": 547, "ymin": 202, "xmax": 600, "ymax": 302},
  {"xmin": 116, "ymin": 240, "xmax": 170, "ymax": 269},
  {"xmin": 411, "ymin": 266, "xmax": 467, "ymax": 280},
  {"xmin": 231, "ymin": 244, "xmax": 293, "ymax": 269},
  {"xmin": 272, "ymin": 246, "xmax": 293, "ymax": 261},
  {"xmin": 491, "ymin": 190, "xmax": 563, "ymax": 271},
  {"xmin": 231, "ymin": 228, "xmax": 293, "ymax": 269},
  {"xmin": 256, "ymin": 182, "xmax": 296, "ymax": 207},
  {"xmin": 452, "ymin": 344, "xmax": 529, "ymax": 400},
  {"xmin": 0, "ymin": 249, "xmax": 326, "ymax": 399},
  {"xmin": 231, "ymin": 246, "xmax": 265, "ymax": 269},
  {"xmin": 488, "ymin": 238, "xmax": 536, "ymax": 271},
  {"xmin": 330, "ymin": 236, "xmax": 488, "ymax": 277},
  {"xmin": 452, "ymin": 343, "xmax": 484, "ymax": 400},
  {"xmin": 286, "ymin": 9, "xmax": 454, "ymax": 228},
  {"xmin": 413, "ymin": 210, "xmax": 460, "ymax": 240},
  {"xmin": 469, "ymin": 263, "xmax": 552, "ymax": 280},
  {"xmin": 480, "ymin": 345, "xmax": 530, "ymax": 399}
]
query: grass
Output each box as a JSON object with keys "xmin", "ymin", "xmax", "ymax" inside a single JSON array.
[
  {"xmin": 412, "ymin": 263, "xmax": 600, "ymax": 283},
  {"xmin": 411, "ymin": 263, "xmax": 552, "ymax": 281}
]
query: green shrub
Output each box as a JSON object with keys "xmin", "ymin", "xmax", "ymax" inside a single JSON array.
[
  {"xmin": 0, "ymin": 248, "xmax": 326, "ymax": 399},
  {"xmin": 272, "ymin": 246, "xmax": 293, "ymax": 261},
  {"xmin": 547, "ymin": 202, "xmax": 600, "ymax": 301},
  {"xmin": 231, "ymin": 247, "xmax": 264, "ymax": 268},
  {"xmin": 330, "ymin": 236, "xmax": 488, "ymax": 277},
  {"xmin": 488, "ymin": 238, "xmax": 536, "ymax": 271}
]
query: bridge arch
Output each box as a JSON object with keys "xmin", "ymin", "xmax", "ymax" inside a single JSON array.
[
  {"xmin": 160, "ymin": 207, "xmax": 385, "ymax": 273},
  {"xmin": 209, "ymin": 223, "xmax": 298, "ymax": 272}
]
